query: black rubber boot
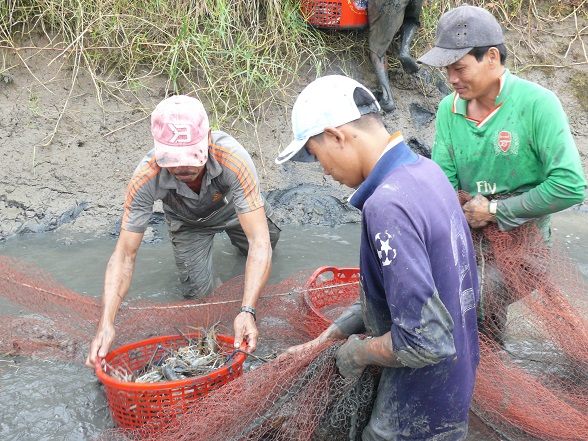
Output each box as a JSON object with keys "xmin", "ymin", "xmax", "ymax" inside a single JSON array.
[
  {"xmin": 398, "ymin": 20, "xmax": 420, "ymax": 75},
  {"xmin": 370, "ymin": 51, "xmax": 396, "ymax": 113}
]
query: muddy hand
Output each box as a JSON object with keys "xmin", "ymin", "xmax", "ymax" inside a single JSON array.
[
  {"xmin": 281, "ymin": 321, "xmax": 347, "ymax": 360},
  {"xmin": 462, "ymin": 193, "xmax": 494, "ymax": 229},
  {"xmin": 335, "ymin": 334, "xmax": 369, "ymax": 379},
  {"xmin": 283, "ymin": 334, "xmax": 327, "ymax": 359}
]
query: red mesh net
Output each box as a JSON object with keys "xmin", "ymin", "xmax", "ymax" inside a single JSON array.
[
  {"xmin": 455, "ymin": 193, "xmax": 588, "ymax": 441},
  {"xmin": 1, "ymin": 192, "xmax": 587, "ymax": 440},
  {"xmin": 0, "ymin": 259, "xmax": 321, "ymax": 362},
  {"xmin": 96, "ymin": 342, "xmax": 380, "ymax": 441}
]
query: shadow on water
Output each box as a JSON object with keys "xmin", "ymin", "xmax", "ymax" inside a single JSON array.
[{"xmin": 0, "ymin": 210, "xmax": 586, "ymax": 440}]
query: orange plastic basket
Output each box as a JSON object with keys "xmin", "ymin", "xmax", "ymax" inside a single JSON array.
[
  {"xmin": 95, "ymin": 333, "xmax": 246, "ymax": 430},
  {"xmin": 300, "ymin": 0, "xmax": 368, "ymax": 30},
  {"xmin": 304, "ymin": 266, "xmax": 360, "ymax": 331}
]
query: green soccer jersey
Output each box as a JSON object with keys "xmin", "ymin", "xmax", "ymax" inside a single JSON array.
[{"xmin": 432, "ymin": 69, "xmax": 586, "ymax": 236}]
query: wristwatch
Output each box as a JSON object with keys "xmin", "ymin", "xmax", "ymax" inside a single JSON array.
[
  {"xmin": 488, "ymin": 200, "xmax": 498, "ymax": 216},
  {"xmin": 239, "ymin": 306, "xmax": 256, "ymax": 321}
]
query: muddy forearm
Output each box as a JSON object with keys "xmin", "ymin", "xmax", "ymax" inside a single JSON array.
[
  {"xmin": 336, "ymin": 332, "xmax": 402, "ymax": 379},
  {"xmin": 361, "ymin": 332, "xmax": 403, "ymax": 367},
  {"xmin": 331, "ymin": 300, "xmax": 365, "ymax": 336}
]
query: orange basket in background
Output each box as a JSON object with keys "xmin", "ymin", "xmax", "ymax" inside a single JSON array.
[
  {"xmin": 95, "ymin": 333, "xmax": 246, "ymax": 430},
  {"xmin": 300, "ymin": 0, "xmax": 368, "ymax": 30},
  {"xmin": 304, "ymin": 266, "xmax": 360, "ymax": 333}
]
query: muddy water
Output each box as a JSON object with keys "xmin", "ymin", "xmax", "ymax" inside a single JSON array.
[{"xmin": 1, "ymin": 211, "xmax": 586, "ymax": 441}]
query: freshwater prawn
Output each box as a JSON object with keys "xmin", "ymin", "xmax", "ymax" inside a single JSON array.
[{"xmin": 109, "ymin": 322, "xmax": 228, "ymax": 383}]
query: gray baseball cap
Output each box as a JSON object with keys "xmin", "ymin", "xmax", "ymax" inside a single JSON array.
[{"xmin": 417, "ymin": 4, "xmax": 504, "ymax": 67}]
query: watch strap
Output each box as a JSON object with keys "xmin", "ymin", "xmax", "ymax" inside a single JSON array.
[
  {"xmin": 488, "ymin": 200, "xmax": 498, "ymax": 215},
  {"xmin": 239, "ymin": 306, "xmax": 256, "ymax": 321}
]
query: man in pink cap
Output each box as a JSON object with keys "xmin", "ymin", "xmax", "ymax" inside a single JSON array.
[{"xmin": 86, "ymin": 95, "xmax": 280, "ymax": 367}]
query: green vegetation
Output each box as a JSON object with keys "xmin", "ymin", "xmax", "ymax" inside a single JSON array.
[
  {"xmin": 0, "ymin": 0, "xmax": 348, "ymax": 124},
  {"xmin": 0, "ymin": 0, "xmax": 585, "ymax": 124}
]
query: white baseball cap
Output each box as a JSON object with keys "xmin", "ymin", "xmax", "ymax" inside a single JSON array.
[{"xmin": 275, "ymin": 75, "xmax": 380, "ymax": 164}]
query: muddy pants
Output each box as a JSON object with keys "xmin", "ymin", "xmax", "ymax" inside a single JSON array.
[
  {"xmin": 368, "ymin": 0, "xmax": 424, "ymax": 57},
  {"xmin": 360, "ymin": 288, "xmax": 469, "ymax": 441},
  {"xmin": 165, "ymin": 214, "xmax": 280, "ymax": 299},
  {"xmin": 476, "ymin": 264, "xmax": 509, "ymax": 345},
  {"xmin": 362, "ymin": 366, "xmax": 468, "ymax": 441}
]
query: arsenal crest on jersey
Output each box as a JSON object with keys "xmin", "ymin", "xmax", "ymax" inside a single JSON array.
[
  {"xmin": 498, "ymin": 131, "xmax": 512, "ymax": 152},
  {"xmin": 492, "ymin": 130, "xmax": 519, "ymax": 155}
]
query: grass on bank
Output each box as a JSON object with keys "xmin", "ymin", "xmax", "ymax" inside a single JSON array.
[
  {"xmin": 1, "ymin": 0, "xmax": 349, "ymax": 127},
  {"xmin": 0, "ymin": 0, "xmax": 586, "ymax": 128}
]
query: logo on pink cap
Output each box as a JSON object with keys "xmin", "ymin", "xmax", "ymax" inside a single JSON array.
[{"xmin": 151, "ymin": 95, "xmax": 210, "ymax": 168}]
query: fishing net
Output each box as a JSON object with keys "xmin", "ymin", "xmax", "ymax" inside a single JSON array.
[
  {"xmin": 97, "ymin": 342, "xmax": 379, "ymax": 441},
  {"xmin": 0, "ymin": 192, "xmax": 587, "ymax": 440},
  {"xmin": 0, "ymin": 258, "xmax": 323, "ymax": 362},
  {"xmin": 457, "ymin": 191, "xmax": 588, "ymax": 441}
]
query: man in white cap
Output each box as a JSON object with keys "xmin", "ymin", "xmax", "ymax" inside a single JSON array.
[
  {"xmin": 86, "ymin": 95, "xmax": 280, "ymax": 368},
  {"xmin": 418, "ymin": 4, "xmax": 586, "ymax": 339},
  {"xmin": 276, "ymin": 75, "xmax": 480, "ymax": 440}
]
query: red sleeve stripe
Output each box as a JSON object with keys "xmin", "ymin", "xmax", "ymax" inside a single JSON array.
[
  {"xmin": 121, "ymin": 158, "xmax": 161, "ymax": 228},
  {"xmin": 210, "ymin": 144, "xmax": 262, "ymax": 210}
]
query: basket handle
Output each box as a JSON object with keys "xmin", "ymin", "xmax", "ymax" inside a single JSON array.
[
  {"xmin": 306, "ymin": 266, "xmax": 338, "ymax": 288},
  {"xmin": 306, "ymin": 266, "xmax": 360, "ymax": 288}
]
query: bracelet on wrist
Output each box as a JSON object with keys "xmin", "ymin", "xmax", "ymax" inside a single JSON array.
[{"xmin": 239, "ymin": 306, "xmax": 256, "ymax": 321}]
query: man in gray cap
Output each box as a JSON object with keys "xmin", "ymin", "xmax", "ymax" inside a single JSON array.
[
  {"xmin": 418, "ymin": 4, "xmax": 586, "ymax": 237},
  {"xmin": 418, "ymin": 4, "xmax": 586, "ymax": 338}
]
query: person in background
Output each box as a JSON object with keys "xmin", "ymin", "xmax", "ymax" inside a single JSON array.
[
  {"xmin": 417, "ymin": 4, "xmax": 587, "ymax": 339},
  {"xmin": 417, "ymin": 4, "xmax": 587, "ymax": 239},
  {"xmin": 368, "ymin": 0, "xmax": 423, "ymax": 112},
  {"xmin": 86, "ymin": 95, "xmax": 280, "ymax": 368},
  {"xmin": 276, "ymin": 75, "xmax": 480, "ymax": 440}
]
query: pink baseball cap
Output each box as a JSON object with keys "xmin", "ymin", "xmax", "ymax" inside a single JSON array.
[{"xmin": 151, "ymin": 95, "xmax": 210, "ymax": 168}]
